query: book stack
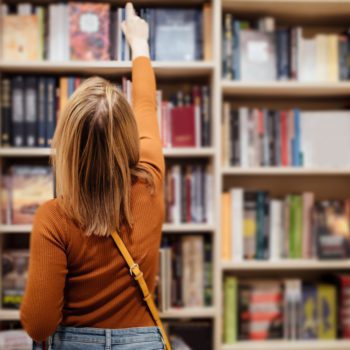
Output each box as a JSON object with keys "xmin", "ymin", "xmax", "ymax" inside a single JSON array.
[
  {"xmin": 156, "ymin": 235, "xmax": 212, "ymax": 311},
  {"xmin": 221, "ymin": 189, "xmax": 350, "ymax": 261},
  {"xmin": 222, "ymin": 105, "xmax": 350, "ymax": 168},
  {"xmin": 224, "ymin": 276, "xmax": 345, "ymax": 344},
  {"xmin": 1, "ymin": 75, "xmax": 211, "ymax": 149},
  {"xmin": 1, "ymin": 3, "xmax": 212, "ymax": 62},
  {"xmin": 222, "ymin": 14, "xmax": 350, "ymax": 81},
  {"xmin": 1, "ymin": 166, "xmax": 53, "ymax": 225},
  {"xmin": 164, "ymin": 163, "xmax": 213, "ymax": 224}
]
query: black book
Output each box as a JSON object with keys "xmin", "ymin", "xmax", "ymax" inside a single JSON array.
[
  {"xmin": 11, "ymin": 76, "xmax": 25, "ymax": 147},
  {"xmin": 1, "ymin": 78, "xmax": 11, "ymax": 147},
  {"xmin": 37, "ymin": 77, "xmax": 47, "ymax": 147},
  {"xmin": 201, "ymin": 86, "xmax": 211, "ymax": 147},
  {"xmin": 230, "ymin": 110, "xmax": 239, "ymax": 166},
  {"xmin": 46, "ymin": 77, "xmax": 56, "ymax": 146},
  {"xmin": 24, "ymin": 76, "xmax": 37, "ymax": 147}
]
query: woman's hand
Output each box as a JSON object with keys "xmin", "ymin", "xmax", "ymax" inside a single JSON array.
[{"xmin": 121, "ymin": 2, "xmax": 150, "ymax": 60}]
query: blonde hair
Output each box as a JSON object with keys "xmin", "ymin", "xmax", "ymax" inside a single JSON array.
[{"xmin": 51, "ymin": 77, "xmax": 154, "ymax": 236}]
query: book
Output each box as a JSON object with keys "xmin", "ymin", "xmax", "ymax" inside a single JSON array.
[
  {"xmin": 221, "ymin": 192, "xmax": 232, "ymax": 261},
  {"xmin": 2, "ymin": 250, "xmax": 29, "ymax": 309},
  {"xmin": 171, "ymin": 106, "xmax": 196, "ymax": 147},
  {"xmin": 317, "ymin": 284, "xmax": 337, "ymax": 339},
  {"xmin": 301, "ymin": 285, "xmax": 318, "ymax": 339},
  {"xmin": 0, "ymin": 330, "xmax": 32, "ymax": 350},
  {"xmin": 224, "ymin": 276, "xmax": 238, "ymax": 344},
  {"xmin": 2, "ymin": 15, "xmax": 41, "ymax": 60},
  {"xmin": 1, "ymin": 78, "xmax": 11, "ymax": 147},
  {"xmin": 69, "ymin": 3, "xmax": 110, "ymax": 60},
  {"xmin": 24, "ymin": 77, "xmax": 37, "ymax": 147},
  {"xmin": 231, "ymin": 188, "xmax": 243, "ymax": 261}
]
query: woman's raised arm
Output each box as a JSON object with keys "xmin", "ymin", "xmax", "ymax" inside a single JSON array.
[{"xmin": 122, "ymin": 3, "xmax": 164, "ymax": 179}]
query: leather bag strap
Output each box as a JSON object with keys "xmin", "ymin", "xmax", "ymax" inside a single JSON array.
[{"xmin": 111, "ymin": 230, "xmax": 171, "ymax": 350}]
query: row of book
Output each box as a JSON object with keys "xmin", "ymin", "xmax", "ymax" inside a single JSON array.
[
  {"xmin": 222, "ymin": 105, "xmax": 350, "ymax": 168},
  {"xmin": 156, "ymin": 235, "xmax": 212, "ymax": 311},
  {"xmin": 1, "ymin": 3, "xmax": 212, "ymax": 62},
  {"xmin": 1, "ymin": 166, "xmax": 53, "ymax": 225},
  {"xmin": 223, "ymin": 275, "xmax": 350, "ymax": 343},
  {"xmin": 222, "ymin": 15, "xmax": 350, "ymax": 81},
  {"xmin": 164, "ymin": 163, "xmax": 213, "ymax": 224},
  {"xmin": 1, "ymin": 76, "xmax": 212, "ymax": 148},
  {"xmin": 221, "ymin": 189, "xmax": 350, "ymax": 261}
]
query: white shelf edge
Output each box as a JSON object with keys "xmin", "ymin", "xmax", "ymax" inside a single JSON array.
[
  {"xmin": 221, "ymin": 167, "xmax": 350, "ymax": 176},
  {"xmin": 221, "ymin": 259, "xmax": 350, "ymax": 270},
  {"xmin": 222, "ymin": 340, "xmax": 350, "ymax": 350},
  {"xmin": 0, "ymin": 147, "xmax": 215, "ymax": 158},
  {"xmin": 0, "ymin": 309, "xmax": 20, "ymax": 321},
  {"xmin": 0, "ymin": 224, "xmax": 214, "ymax": 234},
  {"xmin": 160, "ymin": 307, "xmax": 215, "ymax": 319}
]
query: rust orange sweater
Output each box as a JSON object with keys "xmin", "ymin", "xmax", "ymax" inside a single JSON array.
[{"xmin": 20, "ymin": 57, "xmax": 165, "ymax": 342}]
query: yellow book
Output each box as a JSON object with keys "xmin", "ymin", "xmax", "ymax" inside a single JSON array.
[
  {"xmin": 328, "ymin": 35, "xmax": 339, "ymax": 82},
  {"xmin": 317, "ymin": 284, "xmax": 337, "ymax": 339},
  {"xmin": 221, "ymin": 192, "xmax": 232, "ymax": 261},
  {"xmin": 59, "ymin": 77, "xmax": 69, "ymax": 118}
]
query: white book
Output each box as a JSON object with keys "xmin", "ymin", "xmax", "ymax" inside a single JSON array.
[
  {"xmin": 126, "ymin": 79, "xmax": 132, "ymax": 104},
  {"xmin": 48, "ymin": 5, "xmax": 55, "ymax": 60},
  {"xmin": 205, "ymin": 165, "xmax": 213, "ymax": 224},
  {"xmin": 316, "ymin": 34, "xmax": 329, "ymax": 81},
  {"xmin": 299, "ymin": 36, "xmax": 317, "ymax": 82},
  {"xmin": 63, "ymin": 5, "xmax": 70, "ymax": 60},
  {"xmin": 230, "ymin": 188, "xmax": 243, "ymax": 261},
  {"xmin": 18, "ymin": 3, "xmax": 32, "ymax": 15},
  {"xmin": 239, "ymin": 107, "xmax": 249, "ymax": 167},
  {"xmin": 56, "ymin": 5, "xmax": 64, "ymax": 61},
  {"xmin": 300, "ymin": 111, "xmax": 350, "ymax": 167},
  {"xmin": 296, "ymin": 27, "xmax": 303, "ymax": 81},
  {"xmin": 269, "ymin": 200, "xmax": 283, "ymax": 260},
  {"xmin": 302, "ymin": 192, "xmax": 315, "ymax": 259},
  {"xmin": 171, "ymin": 165, "xmax": 181, "ymax": 224}
]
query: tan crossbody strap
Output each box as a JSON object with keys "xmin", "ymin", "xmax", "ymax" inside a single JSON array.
[{"xmin": 111, "ymin": 231, "xmax": 171, "ymax": 350}]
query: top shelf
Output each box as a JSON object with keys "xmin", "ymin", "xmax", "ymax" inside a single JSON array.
[
  {"xmin": 222, "ymin": 0, "xmax": 350, "ymax": 22},
  {"xmin": 0, "ymin": 61, "xmax": 214, "ymax": 77}
]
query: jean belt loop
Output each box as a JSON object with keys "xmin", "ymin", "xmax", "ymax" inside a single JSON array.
[{"xmin": 105, "ymin": 329, "xmax": 112, "ymax": 350}]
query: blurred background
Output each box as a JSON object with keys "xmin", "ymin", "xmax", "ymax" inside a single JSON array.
[{"xmin": 1, "ymin": 0, "xmax": 350, "ymax": 349}]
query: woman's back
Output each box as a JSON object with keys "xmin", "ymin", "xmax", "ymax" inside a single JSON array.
[{"xmin": 20, "ymin": 54, "xmax": 165, "ymax": 342}]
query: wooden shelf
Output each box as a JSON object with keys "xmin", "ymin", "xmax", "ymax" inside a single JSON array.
[
  {"xmin": 0, "ymin": 225, "xmax": 32, "ymax": 233},
  {"xmin": 221, "ymin": 167, "xmax": 350, "ymax": 176},
  {"xmin": 222, "ymin": 0, "xmax": 350, "ymax": 23},
  {"xmin": 160, "ymin": 307, "xmax": 216, "ymax": 319},
  {"xmin": 0, "ymin": 61, "xmax": 214, "ymax": 77},
  {"xmin": 222, "ymin": 81, "xmax": 350, "ymax": 97},
  {"xmin": 222, "ymin": 340, "xmax": 350, "ymax": 350},
  {"xmin": 0, "ymin": 309, "xmax": 20, "ymax": 321},
  {"xmin": 0, "ymin": 147, "xmax": 215, "ymax": 158},
  {"xmin": 222, "ymin": 260, "xmax": 350, "ymax": 271}
]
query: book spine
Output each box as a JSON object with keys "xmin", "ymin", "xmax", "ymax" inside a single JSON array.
[
  {"xmin": 224, "ymin": 276, "xmax": 237, "ymax": 344},
  {"xmin": 37, "ymin": 78, "xmax": 47, "ymax": 147},
  {"xmin": 270, "ymin": 200, "xmax": 282, "ymax": 260},
  {"xmin": 11, "ymin": 76, "xmax": 25, "ymax": 147},
  {"xmin": 231, "ymin": 188, "xmax": 243, "ymax": 261},
  {"xmin": 46, "ymin": 78, "xmax": 56, "ymax": 147},
  {"xmin": 233, "ymin": 20, "xmax": 240, "ymax": 80},
  {"xmin": 277, "ymin": 29, "xmax": 290, "ymax": 80},
  {"xmin": 1, "ymin": 78, "xmax": 11, "ymax": 146},
  {"xmin": 289, "ymin": 195, "xmax": 296, "ymax": 258},
  {"xmin": 224, "ymin": 13, "xmax": 233, "ymax": 79},
  {"xmin": 204, "ymin": 238, "xmax": 212, "ymax": 306},
  {"xmin": 339, "ymin": 36, "xmax": 348, "ymax": 81},
  {"xmin": 293, "ymin": 108, "xmax": 301, "ymax": 166},
  {"xmin": 24, "ymin": 77, "xmax": 37, "ymax": 147},
  {"xmin": 239, "ymin": 107, "xmax": 248, "ymax": 168},
  {"xmin": 256, "ymin": 191, "xmax": 265, "ymax": 260},
  {"xmin": 317, "ymin": 284, "xmax": 337, "ymax": 339},
  {"xmin": 201, "ymin": 86, "xmax": 210, "ymax": 147}
]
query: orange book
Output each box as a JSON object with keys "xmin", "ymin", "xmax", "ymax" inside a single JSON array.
[
  {"xmin": 59, "ymin": 77, "xmax": 69, "ymax": 116},
  {"xmin": 221, "ymin": 192, "xmax": 232, "ymax": 260},
  {"xmin": 2, "ymin": 15, "xmax": 40, "ymax": 61},
  {"xmin": 203, "ymin": 4, "xmax": 212, "ymax": 61}
]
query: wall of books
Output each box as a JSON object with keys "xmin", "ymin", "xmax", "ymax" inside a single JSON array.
[{"xmin": 1, "ymin": 1, "xmax": 350, "ymax": 350}]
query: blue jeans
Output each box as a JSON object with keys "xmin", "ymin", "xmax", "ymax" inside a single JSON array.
[{"xmin": 49, "ymin": 325, "xmax": 165, "ymax": 350}]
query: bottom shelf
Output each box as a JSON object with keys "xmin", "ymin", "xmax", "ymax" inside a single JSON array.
[{"xmin": 222, "ymin": 340, "xmax": 350, "ymax": 350}]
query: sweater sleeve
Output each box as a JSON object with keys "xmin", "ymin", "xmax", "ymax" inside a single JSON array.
[
  {"xmin": 20, "ymin": 204, "xmax": 68, "ymax": 342},
  {"xmin": 132, "ymin": 56, "xmax": 164, "ymax": 179}
]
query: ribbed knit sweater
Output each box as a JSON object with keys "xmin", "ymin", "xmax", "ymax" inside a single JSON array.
[{"xmin": 20, "ymin": 57, "xmax": 165, "ymax": 342}]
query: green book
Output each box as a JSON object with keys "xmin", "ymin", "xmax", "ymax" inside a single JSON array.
[
  {"xmin": 294, "ymin": 195, "xmax": 303, "ymax": 258},
  {"xmin": 224, "ymin": 276, "xmax": 237, "ymax": 344}
]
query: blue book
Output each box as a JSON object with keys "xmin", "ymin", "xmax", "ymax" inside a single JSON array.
[
  {"xmin": 256, "ymin": 191, "xmax": 267, "ymax": 260},
  {"xmin": 276, "ymin": 29, "xmax": 290, "ymax": 80},
  {"xmin": 11, "ymin": 76, "xmax": 25, "ymax": 147},
  {"xmin": 68, "ymin": 77, "xmax": 75, "ymax": 97},
  {"xmin": 293, "ymin": 109, "xmax": 301, "ymax": 166}
]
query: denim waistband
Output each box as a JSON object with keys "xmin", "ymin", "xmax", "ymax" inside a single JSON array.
[{"xmin": 56, "ymin": 325, "xmax": 161, "ymax": 337}]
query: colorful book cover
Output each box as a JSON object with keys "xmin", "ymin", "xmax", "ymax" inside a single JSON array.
[
  {"xmin": 301, "ymin": 285, "xmax": 318, "ymax": 339},
  {"xmin": 317, "ymin": 284, "xmax": 337, "ymax": 339},
  {"xmin": 171, "ymin": 106, "xmax": 196, "ymax": 147},
  {"xmin": 2, "ymin": 15, "xmax": 41, "ymax": 61},
  {"xmin": 2, "ymin": 250, "xmax": 29, "ymax": 309},
  {"xmin": 69, "ymin": 3, "xmax": 110, "ymax": 60},
  {"xmin": 10, "ymin": 166, "xmax": 53, "ymax": 224}
]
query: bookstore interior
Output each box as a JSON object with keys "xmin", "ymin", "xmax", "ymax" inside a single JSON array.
[{"xmin": 2, "ymin": 0, "xmax": 350, "ymax": 349}]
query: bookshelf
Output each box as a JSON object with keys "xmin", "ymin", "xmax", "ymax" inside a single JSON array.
[{"xmin": 1, "ymin": 1, "xmax": 350, "ymax": 350}]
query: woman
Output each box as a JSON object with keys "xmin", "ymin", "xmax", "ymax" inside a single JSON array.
[{"xmin": 20, "ymin": 3, "xmax": 166, "ymax": 349}]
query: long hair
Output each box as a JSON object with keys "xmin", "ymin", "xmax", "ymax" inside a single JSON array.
[{"xmin": 51, "ymin": 77, "xmax": 154, "ymax": 236}]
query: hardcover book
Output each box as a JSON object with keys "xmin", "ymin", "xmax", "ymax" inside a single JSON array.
[
  {"xmin": 69, "ymin": 3, "xmax": 110, "ymax": 60},
  {"xmin": 171, "ymin": 106, "xmax": 196, "ymax": 147}
]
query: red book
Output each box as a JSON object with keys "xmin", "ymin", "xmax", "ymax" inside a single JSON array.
[
  {"xmin": 171, "ymin": 106, "xmax": 196, "ymax": 147},
  {"xmin": 280, "ymin": 111, "xmax": 288, "ymax": 166},
  {"xmin": 69, "ymin": 3, "xmax": 110, "ymax": 60}
]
